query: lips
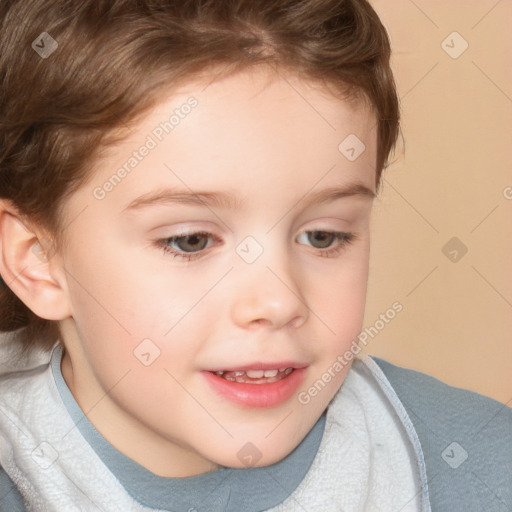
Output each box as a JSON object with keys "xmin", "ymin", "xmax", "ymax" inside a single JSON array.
[{"xmin": 201, "ymin": 366, "xmax": 308, "ymax": 407}]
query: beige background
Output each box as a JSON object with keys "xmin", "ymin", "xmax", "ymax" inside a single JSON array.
[{"xmin": 363, "ymin": 0, "xmax": 512, "ymax": 404}]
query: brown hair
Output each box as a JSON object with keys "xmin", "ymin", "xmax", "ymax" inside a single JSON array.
[{"xmin": 0, "ymin": 0, "xmax": 400, "ymax": 355}]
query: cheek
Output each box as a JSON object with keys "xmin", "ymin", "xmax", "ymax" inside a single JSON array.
[
  {"xmin": 306, "ymin": 242, "xmax": 370, "ymax": 348},
  {"xmin": 63, "ymin": 255, "xmax": 163, "ymax": 379}
]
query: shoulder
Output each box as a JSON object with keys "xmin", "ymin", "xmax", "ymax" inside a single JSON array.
[
  {"xmin": 369, "ymin": 355, "xmax": 511, "ymax": 428},
  {"xmin": 0, "ymin": 361, "xmax": 51, "ymax": 399},
  {"xmin": 369, "ymin": 355, "xmax": 512, "ymax": 511},
  {"xmin": 0, "ymin": 465, "xmax": 27, "ymax": 512},
  {"xmin": 0, "ymin": 366, "xmax": 47, "ymax": 512}
]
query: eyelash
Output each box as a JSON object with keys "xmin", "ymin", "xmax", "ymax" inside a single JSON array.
[{"xmin": 155, "ymin": 230, "xmax": 357, "ymax": 262}]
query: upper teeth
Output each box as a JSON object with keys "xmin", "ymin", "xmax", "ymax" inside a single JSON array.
[
  {"xmin": 214, "ymin": 368, "xmax": 292, "ymax": 377},
  {"xmin": 247, "ymin": 369, "xmax": 277, "ymax": 378}
]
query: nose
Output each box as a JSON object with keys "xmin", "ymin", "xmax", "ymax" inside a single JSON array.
[{"xmin": 230, "ymin": 246, "xmax": 309, "ymax": 330}]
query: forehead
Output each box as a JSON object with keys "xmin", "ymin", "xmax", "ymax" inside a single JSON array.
[
  {"xmin": 64, "ymin": 66, "xmax": 378, "ymax": 223},
  {"xmin": 169, "ymin": 65, "xmax": 376, "ymax": 149}
]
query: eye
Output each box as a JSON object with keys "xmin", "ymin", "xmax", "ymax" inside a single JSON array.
[
  {"xmin": 155, "ymin": 231, "xmax": 220, "ymax": 262},
  {"xmin": 296, "ymin": 230, "xmax": 356, "ymax": 257}
]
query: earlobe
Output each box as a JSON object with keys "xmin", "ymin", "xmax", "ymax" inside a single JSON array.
[{"xmin": 0, "ymin": 201, "xmax": 72, "ymax": 321}]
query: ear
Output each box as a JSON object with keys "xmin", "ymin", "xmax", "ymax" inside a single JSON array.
[{"xmin": 0, "ymin": 200, "xmax": 72, "ymax": 321}]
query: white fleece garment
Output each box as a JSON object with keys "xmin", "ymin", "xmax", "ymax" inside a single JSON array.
[{"xmin": 0, "ymin": 346, "xmax": 429, "ymax": 512}]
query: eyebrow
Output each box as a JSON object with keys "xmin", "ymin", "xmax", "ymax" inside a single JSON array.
[{"xmin": 121, "ymin": 182, "xmax": 375, "ymax": 214}]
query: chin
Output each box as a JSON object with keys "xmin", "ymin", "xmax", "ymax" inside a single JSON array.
[{"xmin": 214, "ymin": 438, "xmax": 299, "ymax": 471}]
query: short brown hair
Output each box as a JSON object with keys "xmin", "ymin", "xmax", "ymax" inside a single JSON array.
[{"xmin": 0, "ymin": 0, "xmax": 400, "ymax": 355}]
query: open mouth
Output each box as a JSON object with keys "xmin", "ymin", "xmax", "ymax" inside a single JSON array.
[
  {"xmin": 210, "ymin": 367, "xmax": 294, "ymax": 384},
  {"xmin": 202, "ymin": 366, "xmax": 307, "ymax": 408}
]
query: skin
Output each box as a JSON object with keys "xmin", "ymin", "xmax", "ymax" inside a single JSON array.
[{"xmin": 0, "ymin": 64, "xmax": 378, "ymax": 478}]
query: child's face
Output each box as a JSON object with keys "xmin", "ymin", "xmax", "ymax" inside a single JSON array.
[{"xmin": 55, "ymin": 65, "xmax": 377, "ymax": 477}]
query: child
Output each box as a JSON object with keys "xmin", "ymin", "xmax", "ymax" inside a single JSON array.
[{"xmin": 0, "ymin": 0, "xmax": 510, "ymax": 511}]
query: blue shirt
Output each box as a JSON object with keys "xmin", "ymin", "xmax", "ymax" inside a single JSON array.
[{"xmin": 1, "ymin": 353, "xmax": 511, "ymax": 511}]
